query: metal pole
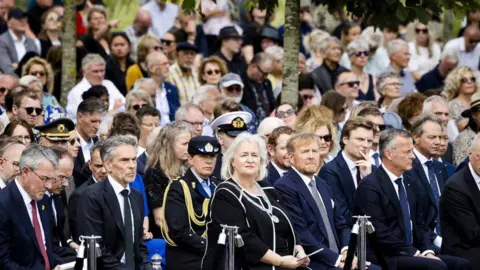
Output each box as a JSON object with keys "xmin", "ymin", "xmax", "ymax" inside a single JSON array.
[
  {"xmin": 357, "ymin": 218, "xmax": 366, "ymax": 270},
  {"xmin": 82, "ymin": 235, "xmax": 102, "ymax": 270}
]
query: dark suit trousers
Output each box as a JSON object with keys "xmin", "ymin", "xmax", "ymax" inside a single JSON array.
[{"xmin": 392, "ymin": 255, "xmax": 471, "ymax": 270}]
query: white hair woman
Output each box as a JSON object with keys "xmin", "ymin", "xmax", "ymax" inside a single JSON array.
[
  {"xmin": 202, "ymin": 133, "xmax": 309, "ymax": 269},
  {"xmin": 346, "ymin": 39, "xmax": 379, "ymax": 101}
]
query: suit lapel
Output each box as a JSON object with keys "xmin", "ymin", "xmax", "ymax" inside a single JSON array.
[
  {"xmin": 413, "ymin": 157, "xmax": 437, "ymax": 207},
  {"xmin": 128, "ymin": 191, "xmax": 141, "ymax": 243},
  {"xmin": 103, "ymin": 181, "xmax": 126, "ymax": 237},
  {"xmin": 463, "ymin": 168, "xmax": 480, "ymax": 209},
  {"xmin": 433, "ymin": 161, "xmax": 446, "ymax": 191},
  {"xmin": 267, "ymin": 162, "xmax": 280, "ymax": 180},
  {"xmin": 378, "ymin": 168, "xmax": 407, "ymax": 234},
  {"xmin": 38, "ymin": 198, "xmax": 51, "ymax": 244},
  {"xmin": 5, "ymin": 33, "xmax": 18, "ymax": 62},
  {"xmin": 315, "ymin": 178, "xmax": 336, "ymax": 234},
  {"xmin": 336, "ymin": 155, "xmax": 356, "ymax": 200}
]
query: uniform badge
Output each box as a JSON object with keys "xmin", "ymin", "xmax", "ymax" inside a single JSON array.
[
  {"xmin": 192, "ymin": 182, "xmax": 196, "ymax": 189},
  {"xmin": 232, "ymin": 117, "xmax": 245, "ymax": 128},
  {"xmin": 205, "ymin": 143, "xmax": 213, "ymax": 153},
  {"xmin": 42, "ymin": 205, "xmax": 45, "ymax": 211},
  {"xmin": 57, "ymin": 124, "xmax": 65, "ymax": 132}
]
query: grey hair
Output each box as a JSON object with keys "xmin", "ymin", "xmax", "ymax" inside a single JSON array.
[
  {"xmin": 133, "ymin": 78, "xmax": 156, "ymax": 90},
  {"xmin": 411, "ymin": 114, "xmax": 444, "ymax": 137},
  {"xmin": 0, "ymin": 73, "xmax": 19, "ymax": 81},
  {"xmin": 346, "ymin": 39, "xmax": 369, "ymax": 56},
  {"xmin": 265, "ymin": 45, "xmax": 284, "ymax": 60},
  {"xmin": 175, "ymin": 103, "xmax": 204, "ymax": 121},
  {"xmin": 257, "ymin": 117, "xmax": 285, "ymax": 137},
  {"xmin": 192, "ymin": 85, "xmax": 218, "ymax": 105},
  {"xmin": 100, "ymin": 135, "xmax": 138, "ymax": 162},
  {"xmin": 19, "ymin": 75, "xmax": 43, "ymax": 89},
  {"xmin": 303, "ymin": 29, "xmax": 330, "ymax": 54},
  {"xmin": 319, "ymin": 36, "xmax": 341, "ymax": 52},
  {"xmin": 386, "ymin": 39, "xmax": 408, "ymax": 57},
  {"xmin": 440, "ymin": 47, "xmax": 459, "ymax": 63},
  {"xmin": 89, "ymin": 140, "xmax": 104, "ymax": 159},
  {"xmin": 422, "ymin": 95, "xmax": 447, "ymax": 114},
  {"xmin": 376, "ymin": 72, "xmax": 400, "ymax": 94},
  {"xmin": 221, "ymin": 133, "xmax": 267, "ymax": 181},
  {"xmin": 19, "ymin": 144, "xmax": 59, "ymax": 171},
  {"xmin": 379, "ymin": 128, "xmax": 412, "ymax": 159},
  {"xmin": 125, "ymin": 89, "xmax": 153, "ymax": 109},
  {"xmin": 81, "ymin": 53, "xmax": 106, "ymax": 71}
]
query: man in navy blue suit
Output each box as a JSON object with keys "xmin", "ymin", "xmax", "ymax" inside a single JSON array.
[
  {"xmin": 354, "ymin": 129, "xmax": 471, "ymax": 270},
  {"xmin": 0, "ymin": 145, "xmax": 63, "ymax": 269},
  {"xmin": 319, "ymin": 117, "xmax": 375, "ymax": 226},
  {"xmin": 406, "ymin": 115, "xmax": 449, "ymax": 252},
  {"xmin": 275, "ymin": 133, "xmax": 357, "ymax": 269},
  {"xmin": 264, "ymin": 126, "xmax": 293, "ymax": 185}
]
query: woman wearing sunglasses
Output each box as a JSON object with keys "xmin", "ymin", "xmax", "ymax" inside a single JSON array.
[
  {"xmin": 407, "ymin": 21, "xmax": 441, "ymax": 80},
  {"xmin": 125, "ymin": 89, "xmax": 154, "ymax": 114},
  {"xmin": 21, "ymin": 57, "xmax": 60, "ymax": 109},
  {"xmin": 67, "ymin": 131, "xmax": 80, "ymax": 158},
  {"xmin": 275, "ymin": 103, "xmax": 297, "ymax": 129},
  {"xmin": 347, "ymin": 39, "xmax": 379, "ymax": 101},
  {"xmin": 297, "ymin": 118, "xmax": 337, "ymax": 171},
  {"xmin": 198, "ymin": 56, "xmax": 228, "ymax": 86}
]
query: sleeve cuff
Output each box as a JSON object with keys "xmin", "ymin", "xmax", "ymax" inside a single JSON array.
[
  {"xmin": 334, "ymin": 255, "xmax": 342, "ymax": 267},
  {"xmin": 66, "ymin": 239, "xmax": 73, "ymax": 244},
  {"xmin": 433, "ymin": 236, "xmax": 442, "ymax": 248},
  {"xmin": 414, "ymin": 250, "xmax": 420, "ymax": 256},
  {"xmin": 341, "ymin": 246, "xmax": 348, "ymax": 253},
  {"xmin": 421, "ymin": 250, "xmax": 435, "ymax": 256}
]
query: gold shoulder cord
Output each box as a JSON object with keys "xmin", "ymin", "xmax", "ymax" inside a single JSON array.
[{"xmin": 161, "ymin": 179, "xmax": 210, "ymax": 246}]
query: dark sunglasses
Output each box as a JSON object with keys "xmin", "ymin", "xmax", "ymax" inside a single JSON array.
[
  {"xmin": 301, "ymin": 94, "xmax": 314, "ymax": 100},
  {"xmin": 354, "ymin": 51, "xmax": 369, "ymax": 57},
  {"xmin": 415, "ymin": 28, "xmax": 428, "ymax": 34},
  {"xmin": 69, "ymin": 138, "xmax": 80, "ymax": 146},
  {"xmin": 132, "ymin": 104, "xmax": 148, "ymax": 111},
  {"xmin": 317, "ymin": 134, "xmax": 332, "ymax": 142},
  {"xmin": 30, "ymin": 71, "xmax": 46, "ymax": 77},
  {"xmin": 161, "ymin": 39, "xmax": 174, "ymax": 46},
  {"xmin": 378, "ymin": 124, "xmax": 393, "ymax": 131},
  {"xmin": 152, "ymin": 45, "xmax": 162, "ymax": 51},
  {"xmin": 0, "ymin": 87, "xmax": 7, "ymax": 94},
  {"xmin": 275, "ymin": 108, "xmax": 295, "ymax": 118},
  {"xmin": 205, "ymin": 69, "xmax": 220, "ymax": 75},
  {"xmin": 23, "ymin": 107, "xmax": 43, "ymax": 116},
  {"xmin": 340, "ymin": 80, "xmax": 360, "ymax": 87},
  {"xmin": 461, "ymin": 77, "xmax": 476, "ymax": 84},
  {"xmin": 226, "ymin": 86, "xmax": 242, "ymax": 94}
]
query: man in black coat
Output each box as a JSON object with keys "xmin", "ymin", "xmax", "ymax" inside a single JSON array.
[
  {"xmin": 354, "ymin": 129, "xmax": 470, "ymax": 270},
  {"xmin": 264, "ymin": 126, "xmax": 294, "ymax": 185},
  {"xmin": 311, "ymin": 37, "xmax": 348, "ymax": 94},
  {"xmin": 440, "ymin": 134, "xmax": 480, "ymax": 268},
  {"xmin": 78, "ymin": 135, "xmax": 151, "ymax": 269}
]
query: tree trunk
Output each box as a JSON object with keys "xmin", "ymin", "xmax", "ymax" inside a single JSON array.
[
  {"xmin": 60, "ymin": 0, "xmax": 77, "ymax": 107},
  {"xmin": 443, "ymin": 10, "xmax": 454, "ymax": 42},
  {"xmin": 281, "ymin": 0, "xmax": 300, "ymax": 107}
]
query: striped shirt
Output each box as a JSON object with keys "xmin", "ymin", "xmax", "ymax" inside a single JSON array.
[{"xmin": 168, "ymin": 62, "xmax": 200, "ymax": 105}]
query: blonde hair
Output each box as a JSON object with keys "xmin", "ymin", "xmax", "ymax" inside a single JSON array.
[
  {"xmin": 406, "ymin": 21, "xmax": 434, "ymax": 58},
  {"xmin": 21, "ymin": 57, "xmax": 54, "ymax": 94},
  {"xmin": 146, "ymin": 122, "xmax": 192, "ymax": 180},
  {"xmin": 125, "ymin": 89, "xmax": 154, "ymax": 110},
  {"xmin": 137, "ymin": 34, "xmax": 161, "ymax": 64},
  {"xmin": 221, "ymin": 133, "xmax": 267, "ymax": 181},
  {"xmin": 296, "ymin": 118, "xmax": 337, "ymax": 154},
  {"xmin": 443, "ymin": 66, "xmax": 478, "ymax": 100},
  {"xmin": 303, "ymin": 29, "xmax": 330, "ymax": 54},
  {"xmin": 295, "ymin": 105, "xmax": 334, "ymax": 130}
]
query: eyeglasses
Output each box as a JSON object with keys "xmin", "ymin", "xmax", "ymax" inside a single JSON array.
[
  {"xmin": 415, "ymin": 28, "xmax": 428, "ymax": 34},
  {"xmin": 152, "ymin": 45, "xmax": 162, "ymax": 51},
  {"xmin": 378, "ymin": 124, "xmax": 393, "ymax": 131},
  {"xmin": 301, "ymin": 94, "xmax": 314, "ymax": 100},
  {"xmin": 69, "ymin": 137, "xmax": 80, "ymax": 146},
  {"xmin": 340, "ymin": 81, "xmax": 360, "ymax": 87},
  {"xmin": 225, "ymin": 85, "xmax": 242, "ymax": 94},
  {"xmin": 384, "ymin": 82, "xmax": 403, "ymax": 87},
  {"xmin": 205, "ymin": 69, "xmax": 221, "ymax": 75},
  {"xmin": 22, "ymin": 107, "xmax": 43, "ymax": 116},
  {"xmin": 183, "ymin": 120, "xmax": 205, "ymax": 127},
  {"xmin": 13, "ymin": 135, "xmax": 31, "ymax": 143},
  {"xmin": 275, "ymin": 108, "xmax": 295, "ymax": 118},
  {"xmin": 0, "ymin": 87, "xmax": 8, "ymax": 94},
  {"xmin": 461, "ymin": 77, "xmax": 476, "ymax": 84},
  {"xmin": 27, "ymin": 166, "xmax": 56, "ymax": 184},
  {"xmin": 161, "ymin": 39, "xmax": 175, "ymax": 46},
  {"xmin": 317, "ymin": 134, "xmax": 332, "ymax": 142},
  {"xmin": 354, "ymin": 51, "xmax": 369, "ymax": 57},
  {"xmin": 30, "ymin": 71, "xmax": 46, "ymax": 77},
  {"xmin": 132, "ymin": 104, "xmax": 148, "ymax": 111},
  {"xmin": 2, "ymin": 158, "xmax": 19, "ymax": 171}
]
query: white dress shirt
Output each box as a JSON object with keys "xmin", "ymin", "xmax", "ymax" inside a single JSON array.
[
  {"xmin": 9, "ymin": 30, "xmax": 26, "ymax": 62},
  {"xmin": 413, "ymin": 148, "xmax": 441, "ymax": 196},
  {"xmin": 443, "ymin": 37, "xmax": 480, "ymax": 70},
  {"xmin": 407, "ymin": 42, "xmax": 441, "ymax": 76},
  {"xmin": 468, "ymin": 162, "xmax": 480, "ymax": 191},
  {"xmin": 155, "ymin": 83, "xmax": 171, "ymax": 127},
  {"xmin": 108, "ymin": 176, "xmax": 134, "ymax": 264},
  {"xmin": 15, "ymin": 179, "xmax": 46, "ymax": 247},
  {"xmin": 141, "ymin": 2, "xmax": 179, "ymax": 39},
  {"xmin": 191, "ymin": 168, "xmax": 212, "ymax": 197},
  {"xmin": 76, "ymin": 129, "xmax": 94, "ymax": 163},
  {"xmin": 0, "ymin": 179, "xmax": 6, "ymax": 189},
  {"xmin": 341, "ymin": 151, "xmax": 361, "ymax": 188},
  {"xmin": 66, "ymin": 78, "xmax": 126, "ymax": 122},
  {"xmin": 271, "ymin": 161, "xmax": 288, "ymax": 176},
  {"xmin": 369, "ymin": 149, "xmax": 382, "ymax": 167}
]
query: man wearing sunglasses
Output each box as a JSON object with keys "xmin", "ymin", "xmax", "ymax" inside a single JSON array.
[
  {"xmin": 334, "ymin": 71, "xmax": 361, "ymax": 128},
  {"xmin": 444, "ymin": 24, "xmax": 480, "ymax": 71},
  {"xmin": 0, "ymin": 73, "xmax": 18, "ymax": 112},
  {"xmin": 385, "ymin": 39, "xmax": 416, "ymax": 97},
  {"xmin": 0, "ymin": 145, "xmax": 63, "ymax": 269},
  {"xmin": 36, "ymin": 118, "xmax": 75, "ymax": 149},
  {"xmin": 12, "ymin": 88, "xmax": 43, "ymax": 127},
  {"xmin": 0, "ymin": 137, "xmax": 25, "ymax": 189}
]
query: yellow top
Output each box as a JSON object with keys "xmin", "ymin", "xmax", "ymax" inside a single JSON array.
[{"xmin": 125, "ymin": 64, "xmax": 144, "ymax": 91}]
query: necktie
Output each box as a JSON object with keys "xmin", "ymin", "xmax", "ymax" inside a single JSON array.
[
  {"xmin": 308, "ymin": 180, "xmax": 339, "ymax": 252},
  {"xmin": 209, "ymin": 181, "xmax": 216, "ymax": 197},
  {"xmin": 201, "ymin": 180, "xmax": 211, "ymax": 197},
  {"xmin": 31, "ymin": 200, "xmax": 50, "ymax": 270},
  {"xmin": 394, "ymin": 178, "xmax": 412, "ymax": 245},
  {"xmin": 356, "ymin": 166, "xmax": 362, "ymax": 186},
  {"xmin": 425, "ymin": 160, "xmax": 441, "ymax": 234},
  {"xmin": 120, "ymin": 189, "xmax": 135, "ymax": 268},
  {"xmin": 372, "ymin": 153, "xmax": 380, "ymax": 168}
]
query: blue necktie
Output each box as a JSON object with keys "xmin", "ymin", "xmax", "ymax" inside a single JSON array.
[
  {"xmin": 209, "ymin": 182, "xmax": 215, "ymax": 196},
  {"xmin": 395, "ymin": 178, "xmax": 412, "ymax": 245},
  {"xmin": 201, "ymin": 180, "xmax": 211, "ymax": 197},
  {"xmin": 425, "ymin": 160, "xmax": 441, "ymax": 234},
  {"xmin": 372, "ymin": 153, "xmax": 380, "ymax": 168}
]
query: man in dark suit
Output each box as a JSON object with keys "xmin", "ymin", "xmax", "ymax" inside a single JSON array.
[
  {"xmin": 354, "ymin": 129, "xmax": 471, "ymax": 270},
  {"xmin": 405, "ymin": 115, "xmax": 449, "ymax": 252},
  {"xmin": 311, "ymin": 37, "xmax": 348, "ymax": 94},
  {"xmin": 78, "ymin": 135, "xmax": 151, "ymax": 269},
  {"xmin": 275, "ymin": 133, "xmax": 358, "ymax": 269},
  {"xmin": 319, "ymin": 117, "xmax": 375, "ymax": 226},
  {"xmin": 0, "ymin": 137, "xmax": 25, "ymax": 189},
  {"xmin": 264, "ymin": 126, "xmax": 293, "ymax": 185},
  {"xmin": 73, "ymin": 99, "xmax": 104, "ymax": 187},
  {"xmin": 440, "ymin": 133, "xmax": 480, "ymax": 268},
  {"xmin": 0, "ymin": 145, "xmax": 63, "ymax": 269}
]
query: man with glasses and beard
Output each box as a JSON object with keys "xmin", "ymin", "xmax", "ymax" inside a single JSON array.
[
  {"xmin": 0, "ymin": 137, "xmax": 25, "ymax": 189},
  {"xmin": 12, "ymin": 88, "xmax": 43, "ymax": 127},
  {"xmin": 36, "ymin": 118, "xmax": 75, "ymax": 149},
  {"xmin": 168, "ymin": 42, "xmax": 200, "ymax": 105}
]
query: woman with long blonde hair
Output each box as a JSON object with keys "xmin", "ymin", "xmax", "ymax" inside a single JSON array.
[
  {"xmin": 406, "ymin": 21, "xmax": 441, "ymax": 80},
  {"xmin": 144, "ymin": 122, "xmax": 192, "ymax": 237}
]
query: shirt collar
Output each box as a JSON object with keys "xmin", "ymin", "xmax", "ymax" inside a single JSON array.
[
  {"xmin": 8, "ymin": 29, "xmax": 25, "ymax": 43},
  {"xmin": 191, "ymin": 168, "xmax": 209, "ymax": 185},
  {"xmin": 459, "ymin": 37, "xmax": 467, "ymax": 52},
  {"xmin": 0, "ymin": 180, "xmax": 6, "ymax": 189},
  {"xmin": 291, "ymin": 166, "xmax": 315, "ymax": 187},
  {"xmin": 341, "ymin": 151, "xmax": 357, "ymax": 171},
  {"xmin": 469, "ymin": 162, "xmax": 480, "ymax": 184},
  {"xmin": 75, "ymin": 128, "xmax": 93, "ymax": 147},
  {"xmin": 15, "ymin": 178, "xmax": 33, "ymax": 205},
  {"xmin": 92, "ymin": 176, "xmax": 99, "ymax": 183},
  {"xmin": 413, "ymin": 148, "xmax": 431, "ymax": 165},
  {"xmin": 382, "ymin": 164, "xmax": 402, "ymax": 184},
  {"xmin": 108, "ymin": 175, "xmax": 130, "ymax": 195},
  {"xmin": 270, "ymin": 161, "xmax": 288, "ymax": 176}
]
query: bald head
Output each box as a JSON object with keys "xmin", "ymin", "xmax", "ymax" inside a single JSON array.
[
  {"xmin": 146, "ymin": 51, "xmax": 170, "ymax": 80},
  {"xmin": 133, "ymin": 10, "xmax": 152, "ymax": 35},
  {"xmin": 464, "ymin": 25, "xmax": 480, "ymax": 52}
]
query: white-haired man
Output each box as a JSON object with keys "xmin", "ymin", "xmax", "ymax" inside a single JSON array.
[
  {"xmin": 416, "ymin": 48, "xmax": 459, "ymax": 92},
  {"xmin": 66, "ymin": 54, "xmax": 125, "ymax": 122},
  {"xmin": 385, "ymin": 39, "xmax": 416, "ymax": 97}
]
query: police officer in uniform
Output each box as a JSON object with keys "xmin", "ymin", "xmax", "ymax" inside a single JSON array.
[
  {"xmin": 210, "ymin": 111, "xmax": 252, "ymax": 179},
  {"xmin": 161, "ymin": 136, "xmax": 221, "ymax": 270},
  {"xmin": 35, "ymin": 118, "xmax": 75, "ymax": 149}
]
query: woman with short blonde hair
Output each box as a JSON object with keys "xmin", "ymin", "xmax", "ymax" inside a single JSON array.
[
  {"xmin": 125, "ymin": 89, "xmax": 154, "ymax": 113},
  {"xmin": 126, "ymin": 34, "xmax": 161, "ymax": 90}
]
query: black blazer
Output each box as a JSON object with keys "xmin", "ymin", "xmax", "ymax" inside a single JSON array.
[
  {"xmin": 263, "ymin": 161, "xmax": 282, "ymax": 186},
  {"xmin": 50, "ymin": 194, "xmax": 76, "ymax": 258},
  {"xmin": 0, "ymin": 181, "xmax": 63, "ymax": 269},
  {"xmin": 163, "ymin": 168, "xmax": 221, "ymax": 269},
  {"xmin": 68, "ymin": 176, "xmax": 96, "ymax": 242},
  {"xmin": 202, "ymin": 179, "xmax": 297, "ymax": 270},
  {"xmin": 440, "ymin": 166, "xmax": 480, "ymax": 267},
  {"xmin": 73, "ymin": 136, "xmax": 99, "ymax": 187},
  {"xmin": 78, "ymin": 179, "xmax": 151, "ymax": 270},
  {"xmin": 136, "ymin": 152, "xmax": 147, "ymax": 177},
  {"xmin": 353, "ymin": 167, "xmax": 434, "ymax": 270},
  {"xmin": 311, "ymin": 63, "xmax": 348, "ymax": 94},
  {"xmin": 240, "ymin": 76, "xmax": 276, "ymax": 118}
]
